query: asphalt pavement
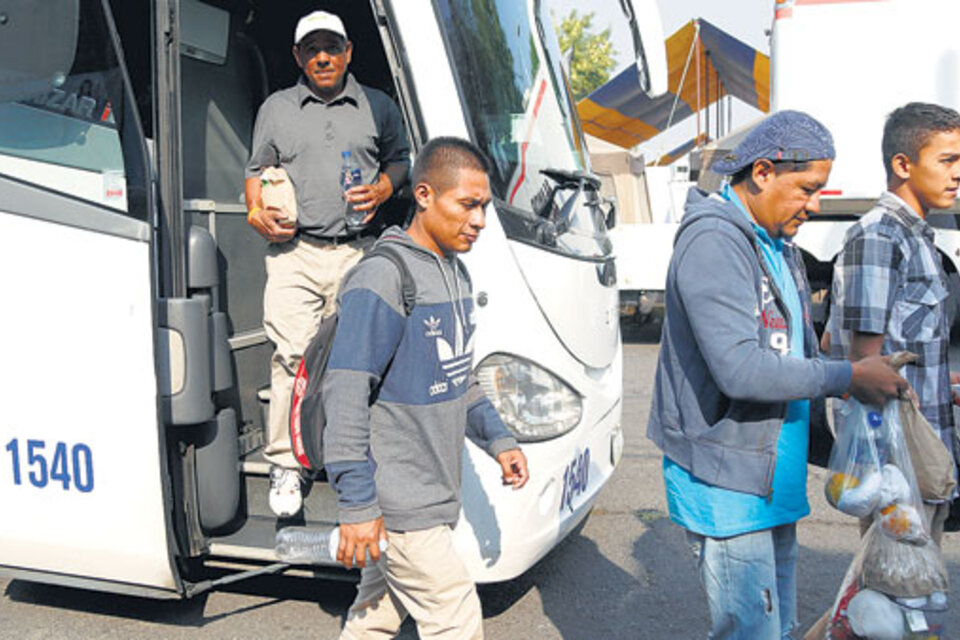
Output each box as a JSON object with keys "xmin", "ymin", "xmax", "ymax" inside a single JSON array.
[{"xmin": 1, "ymin": 320, "xmax": 958, "ymax": 639}]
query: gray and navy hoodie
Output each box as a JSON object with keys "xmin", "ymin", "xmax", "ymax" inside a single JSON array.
[
  {"xmin": 647, "ymin": 187, "xmax": 853, "ymax": 497},
  {"xmin": 322, "ymin": 227, "xmax": 518, "ymax": 532}
]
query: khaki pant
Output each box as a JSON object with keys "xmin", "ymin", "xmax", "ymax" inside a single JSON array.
[
  {"xmin": 340, "ymin": 525, "xmax": 484, "ymax": 640},
  {"xmin": 262, "ymin": 237, "xmax": 365, "ymax": 468}
]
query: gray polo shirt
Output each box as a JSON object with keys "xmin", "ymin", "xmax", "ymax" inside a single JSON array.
[{"xmin": 246, "ymin": 73, "xmax": 410, "ymax": 237}]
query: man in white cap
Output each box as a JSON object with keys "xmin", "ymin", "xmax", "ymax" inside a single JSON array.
[{"xmin": 244, "ymin": 10, "xmax": 410, "ymax": 518}]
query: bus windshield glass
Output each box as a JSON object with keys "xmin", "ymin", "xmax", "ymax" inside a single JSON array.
[
  {"xmin": 0, "ymin": 0, "xmax": 130, "ymax": 212},
  {"xmin": 436, "ymin": 0, "xmax": 617, "ymax": 260}
]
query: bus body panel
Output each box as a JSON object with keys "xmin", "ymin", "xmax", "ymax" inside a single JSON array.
[
  {"xmin": 455, "ymin": 380, "xmax": 622, "ymax": 582},
  {"xmin": 388, "ymin": 0, "xmax": 470, "ymax": 141},
  {"xmin": 508, "ymin": 242, "xmax": 620, "ymax": 369},
  {"xmin": 0, "ymin": 205, "xmax": 176, "ymax": 592},
  {"xmin": 454, "ymin": 257, "xmax": 623, "ymax": 579}
]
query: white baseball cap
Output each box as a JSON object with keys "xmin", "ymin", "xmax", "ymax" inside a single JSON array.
[{"xmin": 294, "ymin": 11, "xmax": 347, "ymax": 45}]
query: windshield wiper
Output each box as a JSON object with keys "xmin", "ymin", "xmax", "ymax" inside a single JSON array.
[
  {"xmin": 535, "ymin": 168, "xmax": 614, "ymax": 245},
  {"xmin": 536, "ymin": 168, "xmax": 599, "ymax": 225}
]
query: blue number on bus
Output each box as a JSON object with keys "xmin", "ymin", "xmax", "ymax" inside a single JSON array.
[
  {"xmin": 73, "ymin": 444, "xmax": 94, "ymax": 493},
  {"xmin": 51, "ymin": 442, "xmax": 70, "ymax": 490},
  {"xmin": 560, "ymin": 448, "xmax": 591, "ymax": 513},
  {"xmin": 5, "ymin": 439, "xmax": 20, "ymax": 485},
  {"xmin": 5, "ymin": 439, "xmax": 93, "ymax": 493},
  {"xmin": 27, "ymin": 440, "xmax": 48, "ymax": 488}
]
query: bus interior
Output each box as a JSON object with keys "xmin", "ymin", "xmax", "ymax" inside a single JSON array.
[{"xmin": 109, "ymin": 0, "xmax": 418, "ymax": 571}]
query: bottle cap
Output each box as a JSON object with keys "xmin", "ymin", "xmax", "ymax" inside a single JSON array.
[
  {"xmin": 867, "ymin": 412, "xmax": 882, "ymax": 428},
  {"xmin": 341, "ymin": 150, "xmax": 351, "ymax": 158},
  {"xmin": 328, "ymin": 527, "xmax": 340, "ymax": 562}
]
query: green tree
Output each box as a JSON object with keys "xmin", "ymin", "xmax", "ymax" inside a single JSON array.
[{"xmin": 557, "ymin": 10, "xmax": 617, "ymax": 101}]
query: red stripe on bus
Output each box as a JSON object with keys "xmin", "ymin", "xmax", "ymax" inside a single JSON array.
[
  {"xmin": 509, "ymin": 80, "xmax": 548, "ymax": 205},
  {"xmin": 821, "ymin": 189, "xmax": 843, "ymax": 196},
  {"xmin": 794, "ymin": 0, "xmax": 884, "ymax": 4}
]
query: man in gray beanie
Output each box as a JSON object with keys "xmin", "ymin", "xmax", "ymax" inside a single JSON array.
[{"xmin": 647, "ymin": 110, "xmax": 907, "ymax": 639}]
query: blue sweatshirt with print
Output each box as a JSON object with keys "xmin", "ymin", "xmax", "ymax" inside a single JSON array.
[
  {"xmin": 647, "ymin": 187, "xmax": 853, "ymax": 498},
  {"xmin": 322, "ymin": 227, "xmax": 518, "ymax": 531}
]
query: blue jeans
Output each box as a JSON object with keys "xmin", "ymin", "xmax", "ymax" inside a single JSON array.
[{"xmin": 687, "ymin": 524, "xmax": 798, "ymax": 640}]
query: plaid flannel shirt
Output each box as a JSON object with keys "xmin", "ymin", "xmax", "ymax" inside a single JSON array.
[{"xmin": 828, "ymin": 192, "xmax": 956, "ymax": 460}]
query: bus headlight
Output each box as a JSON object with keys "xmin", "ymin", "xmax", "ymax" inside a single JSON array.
[{"xmin": 475, "ymin": 354, "xmax": 582, "ymax": 441}]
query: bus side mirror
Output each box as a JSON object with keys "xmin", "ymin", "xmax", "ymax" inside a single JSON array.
[
  {"xmin": 623, "ymin": 0, "xmax": 668, "ymax": 97},
  {"xmin": 0, "ymin": 0, "xmax": 80, "ymax": 103},
  {"xmin": 603, "ymin": 197, "xmax": 617, "ymax": 229}
]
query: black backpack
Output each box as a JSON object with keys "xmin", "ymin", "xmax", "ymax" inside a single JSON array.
[{"xmin": 289, "ymin": 244, "xmax": 416, "ymax": 478}]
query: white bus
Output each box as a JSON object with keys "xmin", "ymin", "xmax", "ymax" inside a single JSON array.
[{"xmin": 0, "ymin": 0, "xmax": 666, "ymax": 597}]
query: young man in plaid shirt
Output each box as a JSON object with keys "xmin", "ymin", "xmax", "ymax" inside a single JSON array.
[{"xmin": 827, "ymin": 102, "xmax": 960, "ymax": 544}]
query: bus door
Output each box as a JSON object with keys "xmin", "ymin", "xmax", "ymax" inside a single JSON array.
[{"xmin": 0, "ymin": 0, "xmax": 182, "ymax": 597}]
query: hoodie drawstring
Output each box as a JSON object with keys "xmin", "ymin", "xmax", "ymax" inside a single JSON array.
[{"xmin": 429, "ymin": 252, "xmax": 468, "ymax": 350}]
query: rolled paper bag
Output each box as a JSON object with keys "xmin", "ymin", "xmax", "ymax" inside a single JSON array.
[{"xmin": 261, "ymin": 166, "xmax": 298, "ymax": 226}]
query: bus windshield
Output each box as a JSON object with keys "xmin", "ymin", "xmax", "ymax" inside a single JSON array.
[
  {"xmin": 0, "ymin": 0, "xmax": 131, "ymax": 213},
  {"xmin": 435, "ymin": 0, "xmax": 615, "ymax": 260}
]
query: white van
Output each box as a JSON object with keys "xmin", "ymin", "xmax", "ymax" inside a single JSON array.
[
  {"xmin": 0, "ymin": 0, "xmax": 666, "ymax": 597},
  {"xmin": 772, "ymin": 0, "xmax": 960, "ymax": 325}
]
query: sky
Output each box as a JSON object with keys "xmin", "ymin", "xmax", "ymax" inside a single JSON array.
[{"xmin": 549, "ymin": 0, "xmax": 775, "ymax": 158}]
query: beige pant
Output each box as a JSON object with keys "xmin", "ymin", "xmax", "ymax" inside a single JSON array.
[
  {"xmin": 263, "ymin": 237, "xmax": 365, "ymax": 468},
  {"xmin": 340, "ymin": 525, "xmax": 484, "ymax": 640}
]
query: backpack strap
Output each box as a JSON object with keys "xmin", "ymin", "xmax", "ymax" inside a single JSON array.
[
  {"xmin": 364, "ymin": 243, "xmax": 417, "ymax": 315},
  {"xmin": 454, "ymin": 256, "xmax": 471, "ymax": 290}
]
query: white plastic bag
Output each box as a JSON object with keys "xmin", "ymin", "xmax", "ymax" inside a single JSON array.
[
  {"xmin": 870, "ymin": 401, "xmax": 930, "ymax": 545},
  {"xmin": 823, "ymin": 399, "xmax": 947, "ymax": 603},
  {"xmin": 824, "ymin": 400, "xmax": 884, "ymax": 518}
]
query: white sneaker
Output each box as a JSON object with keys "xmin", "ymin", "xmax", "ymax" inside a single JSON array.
[{"xmin": 269, "ymin": 466, "xmax": 303, "ymax": 517}]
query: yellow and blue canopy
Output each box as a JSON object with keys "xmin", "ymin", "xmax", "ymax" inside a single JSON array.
[{"xmin": 578, "ymin": 18, "xmax": 769, "ymax": 149}]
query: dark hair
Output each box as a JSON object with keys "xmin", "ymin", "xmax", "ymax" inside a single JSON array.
[
  {"xmin": 412, "ymin": 136, "xmax": 491, "ymax": 195},
  {"xmin": 882, "ymin": 102, "xmax": 960, "ymax": 181},
  {"xmin": 728, "ymin": 159, "xmax": 812, "ymax": 186}
]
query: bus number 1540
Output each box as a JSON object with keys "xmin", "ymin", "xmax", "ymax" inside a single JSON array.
[{"xmin": 5, "ymin": 439, "xmax": 94, "ymax": 492}]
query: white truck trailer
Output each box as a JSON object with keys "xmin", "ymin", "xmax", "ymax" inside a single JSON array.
[{"xmin": 773, "ymin": 0, "xmax": 960, "ymax": 326}]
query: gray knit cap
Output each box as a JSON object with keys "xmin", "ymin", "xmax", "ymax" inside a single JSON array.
[{"xmin": 711, "ymin": 110, "xmax": 835, "ymax": 175}]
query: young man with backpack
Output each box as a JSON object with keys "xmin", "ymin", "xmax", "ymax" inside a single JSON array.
[{"xmin": 322, "ymin": 137, "xmax": 529, "ymax": 639}]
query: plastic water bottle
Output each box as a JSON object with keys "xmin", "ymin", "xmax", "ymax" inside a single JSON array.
[
  {"xmin": 340, "ymin": 151, "xmax": 365, "ymax": 232},
  {"xmin": 275, "ymin": 526, "xmax": 387, "ymax": 565}
]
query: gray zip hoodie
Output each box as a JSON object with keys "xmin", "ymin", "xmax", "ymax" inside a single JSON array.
[
  {"xmin": 647, "ymin": 187, "xmax": 852, "ymax": 497},
  {"xmin": 323, "ymin": 227, "xmax": 518, "ymax": 531}
]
